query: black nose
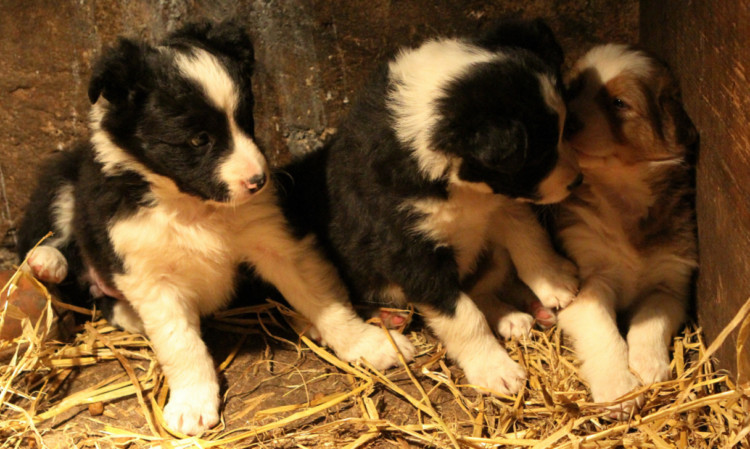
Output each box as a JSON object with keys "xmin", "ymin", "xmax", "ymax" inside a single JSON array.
[
  {"xmin": 245, "ymin": 173, "xmax": 267, "ymax": 193},
  {"xmin": 564, "ymin": 113, "xmax": 583, "ymax": 139},
  {"xmin": 567, "ymin": 173, "xmax": 584, "ymax": 191}
]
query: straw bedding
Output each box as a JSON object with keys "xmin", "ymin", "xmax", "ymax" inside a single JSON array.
[{"xmin": 1, "ymin": 261, "xmax": 749, "ymax": 448}]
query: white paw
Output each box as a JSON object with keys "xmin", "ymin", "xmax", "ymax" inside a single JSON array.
[
  {"xmin": 336, "ymin": 325, "xmax": 416, "ymax": 371},
  {"xmin": 163, "ymin": 386, "xmax": 220, "ymax": 436},
  {"xmin": 462, "ymin": 350, "xmax": 527, "ymax": 396},
  {"xmin": 25, "ymin": 246, "xmax": 68, "ymax": 284},
  {"xmin": 589, "ymin": 368, "xmax": 643, "ymax": 420},
  {"xmin": 629, "ymin": 347, "xmax": 671, "ymax": 385},
  {"xmin": 526, "ymin": 258, "xmax": 579, "ymax": 309},
  {"xmin": 496, "ymin": 310, "xmax": 534, "ymax": 339}
]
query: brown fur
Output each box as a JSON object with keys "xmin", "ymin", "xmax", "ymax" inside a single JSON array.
[{"xmin": 554, "ymin": 44, "xmax": 698, "ymax": 418}]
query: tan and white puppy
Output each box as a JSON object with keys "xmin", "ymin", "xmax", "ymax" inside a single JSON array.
[{"xmin": 556, "ymin": 44, "xmax": 698, "ymax": 418}]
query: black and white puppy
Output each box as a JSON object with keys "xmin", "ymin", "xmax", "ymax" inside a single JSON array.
[
  {"xmin": 556, "ymin": 44, "xmax": 698, "ymax": 418},
  {"xmin": 284, "ymin": 19, "xmax": 581, "ymax": 395},
  {"xmin": 16, "ymin": 21, "xmax": 414, "ymax": 435}
]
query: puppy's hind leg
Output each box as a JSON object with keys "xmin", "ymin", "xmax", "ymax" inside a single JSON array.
[
  {"xmin": 627, "ymin": 288, "xmax": 687, "ymax": 385},
  {"xmin": 23, "ymin": 246, "xmax": 69, "ymax": 284},
  {"xmin": 21, "ymin": 183, "xmax": 76, "ymax": 284}
]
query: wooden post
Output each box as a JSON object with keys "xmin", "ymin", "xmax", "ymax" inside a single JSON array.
[{"xmin": 640, "ymin": 1, "xmax": 750, "ymax": 384}]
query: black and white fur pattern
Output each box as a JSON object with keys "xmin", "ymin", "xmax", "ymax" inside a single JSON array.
[
  {"xmin": 17, "ymin": 22, "xmax": 414, "ymax": 436},
  {"xmin": 557, "ymin": 44, "xmax": 698, "ymax": 418},
  {"xmin": 283, "ymin": 19, "xmax": 581, "ymax": 396}
]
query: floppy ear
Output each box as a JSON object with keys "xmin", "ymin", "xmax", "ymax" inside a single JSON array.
[
  {"xmin": 88, "ymin": 38, "xmax": 149, "ymax": 105},
  {"xmin": 476, "ymin": 18, "xmax": 564, "ymax": 70},
  {"xmin": 659, "ymin": 90, "xmax": 698, "ymax": 149},
  {"xmin": 166, "ymin": 20, "xmax": 255, "ymax": 75},
  {"xmin": 472, "ymin": 119, "xmax": 528, "ymax": 174}
]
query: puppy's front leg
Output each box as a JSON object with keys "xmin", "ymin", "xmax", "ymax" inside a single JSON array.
[
  {"xmin": 423, "ymin": 293, "xmax": 527, "ymax": 395},
  {"xmin": 627, "ymin": 287, "xmax": 687, "ymax": 385},
  {"xmin": 490, "ymin": 202, "xmax": 579, "ymax": 309},
  {"xmin": 246, "ymin": 231, "xmax": 416, "ymax": 370},
  {"xmin": 557, "ymin": 278, "xmax": 641, "ymax": 418},
  {"xmin": 119, "ymin": 282, "xmax": 219, "ymax": 436}
]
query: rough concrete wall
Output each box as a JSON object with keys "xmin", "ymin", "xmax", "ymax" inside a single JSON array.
[
  {"xmin": 640, "ymin": 1, "xmax": 750, "ymax": 383},
  {"xmin": 0, "ymin": 0, "xmax": 638, "ymax": 250}
]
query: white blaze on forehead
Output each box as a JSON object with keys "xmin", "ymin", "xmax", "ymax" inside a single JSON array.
[
  {"xmin": 387, "ymin": 39, "xmax": 501, "ymax": 180},
  {"xmin": 575, "ymin": 44, "xmax": 652, "ymax": 84},
  {"xmin": 175, "ymin": 47, "xmax": 268, "ymax": 200},
  {"xmin": 174, "ymin": 47, "xmax": 239, "ymax": 114}
]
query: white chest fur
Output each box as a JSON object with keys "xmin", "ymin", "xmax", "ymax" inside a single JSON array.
[{"xmin": 109, "ymin": 189, "xmax": 282, "ymax": 315}]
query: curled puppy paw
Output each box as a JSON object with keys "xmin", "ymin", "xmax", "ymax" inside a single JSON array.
[
  {"xmin": 337, "ymin": 325, "xmax": 416, "ymax": 371},
  {"xmin": 24, "ymin": 246, "xmax": 68, "ymax": 284}
]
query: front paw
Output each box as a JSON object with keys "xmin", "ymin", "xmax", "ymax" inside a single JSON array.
[
  {"xmin": 462, "ymin": 350, "xmax": 527, "ymax": 396},
  {"xmin": 629, "ymin": 346, "xmax": 671, "ymax": 385},
  {"xmin": 589, "ymin": 368, "xmax": 643, "ymax": 420},
  {"xmin": 496, "ymin": 310, "xmax": 534, "ymax": 339},
  {"xmin": 526, "ymin": 258, "xmax": 579, "ymax": 309},
  {"xmin": 337, "ymin": 325, "xmax": 416, "ymax": 371},
  {"xmin": 163, "ymin": 385, "xmax": 220, "ymax": 436}
]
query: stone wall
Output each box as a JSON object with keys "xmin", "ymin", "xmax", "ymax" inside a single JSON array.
[{"xmin": 0, "ymin": 0, "xmax": 638, "ymax": 247}]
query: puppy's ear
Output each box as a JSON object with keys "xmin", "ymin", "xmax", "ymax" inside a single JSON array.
[
  {"xmin": 471, "ymin": 119, "xmax": 529, "ymax": 174},
  {"xmin": 659, "ymin": 88, "xmax": 698, "ymax": 150},
  {"xmin": 655, "ymin": 66, "xmax": 698, "ymax": 148},
  {"xmin": 88, "ymin": 38, "xmax": 150, "ymax": 105},
  {"xmin": 476, "ymin": 18, "xmax": 564, "ymax": 69},
  {"xmin": 166, "ymin": 20, "xmax": 254, "ymax": 75}
]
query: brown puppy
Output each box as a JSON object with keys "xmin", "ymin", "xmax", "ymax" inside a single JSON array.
[{"xmin": 556, "ymin": 44, "xmax": 698, "ymax": 418}]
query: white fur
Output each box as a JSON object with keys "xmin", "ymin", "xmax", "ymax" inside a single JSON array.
[
  {"xmin": 387, "ymin": 39, "xmax": 500, "ymax": 180},
  {"xmin": 85, "ymin": 46, "xmax": 416, "ymax": 434},
  {"xmin": 23, "ymin": 183, "xmax": 76, "ymax": 284},
  {"xmin": 108, "ymin": 184, "xmax": 416, "ymax": 433},
  {"xmin": 175, "ymin": 48, "xmax": 269, "ymax": 200},
  {"xmin": 24, "ymin": 245, "xmax": 68, "ymax": 284},
  {"xmin": 47, "ymin": 183, "xmax": 75, "ymax": 248},
  {"xmin": 404, "ymin": 176, "xmax": 576, "ymax": 393},
  {"xmin": 573, "ymin": 44, "xmax": 653, "ymax": 86},
  {"xmin": 423, "ymin": 293, "xmax": 526, "ymax": 395}
]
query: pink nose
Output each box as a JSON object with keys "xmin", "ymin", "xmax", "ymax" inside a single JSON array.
[{"xmin": 242, "ymin": 173, "xmax": 267, "ymax": 193}]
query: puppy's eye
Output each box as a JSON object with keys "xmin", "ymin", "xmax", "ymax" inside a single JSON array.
[
  {"xmin": 189, "ymin": 132, "xmax": 212, "ymax": 149},
  {"xmin": 612, "ymin": 98, "xmax": 629, "ymax": 109}
]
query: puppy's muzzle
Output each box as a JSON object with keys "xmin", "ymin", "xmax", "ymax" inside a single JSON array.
[{"xmin": 243, "ymin": 173, "xmax": 267, "ymax": 194}]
